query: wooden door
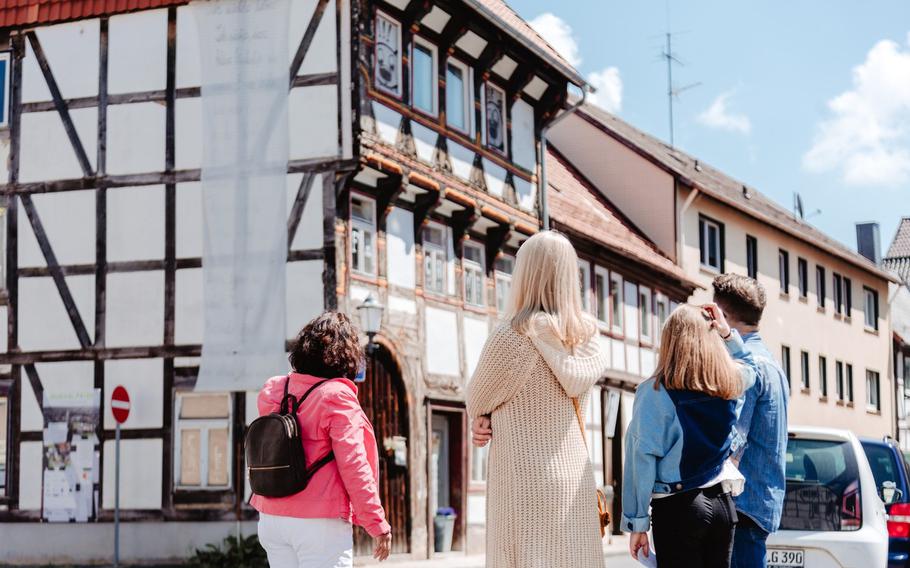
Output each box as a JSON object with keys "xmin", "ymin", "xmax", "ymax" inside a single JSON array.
[{"xmin": 354, "ymin": 347, "xmax": 410, "ymax": 555}]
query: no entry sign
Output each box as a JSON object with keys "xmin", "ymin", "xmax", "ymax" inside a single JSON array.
[{"xmin": 111, "ymin": 386, "xmax": 131, "ymax": 424}]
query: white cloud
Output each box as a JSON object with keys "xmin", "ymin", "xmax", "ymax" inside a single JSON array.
[
  {"xmin": 529, "ymin": 12, "xmax": 623, "ymax": 113},
  {"xmin": 803, "ymin": 35, "xmax": 910, "ymax": 187},
  {"xmin": 587, "ymin": 67, "xmax": 623, "ymax": 113},
  {"xmin": 697, "ymin": 91, "xmax": 752, "ymax": 134},
  {"xmin": 529, "ymin": 13, "xmax": 582, "ymax": 67}
]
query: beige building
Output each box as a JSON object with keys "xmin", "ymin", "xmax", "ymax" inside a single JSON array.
[{"xmin": 550, "ymin": 103, "xmax": 897, "ymax": 438}]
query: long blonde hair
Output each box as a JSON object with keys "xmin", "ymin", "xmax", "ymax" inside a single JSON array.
[
  {"xmin": 506, "ymin": 231, "xmax": 596, "ymax": 348},
  {"xmin": 654, "ymin": 304, "xmax": 742, "ymax": 400}
]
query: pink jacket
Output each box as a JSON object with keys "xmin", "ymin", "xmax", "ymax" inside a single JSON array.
[{"xmin": 250, "ymin": 373, "xmax": 391, "ymax": 538}]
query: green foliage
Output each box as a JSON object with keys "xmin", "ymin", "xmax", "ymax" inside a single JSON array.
[{"xmin": 187, "ymin": 534, "xmax": 268, "ymax": 568}]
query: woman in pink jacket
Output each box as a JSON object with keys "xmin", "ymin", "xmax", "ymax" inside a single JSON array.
[{"xmin": 252, "ymin": 312, "xmax": 391, "ymax": 567}]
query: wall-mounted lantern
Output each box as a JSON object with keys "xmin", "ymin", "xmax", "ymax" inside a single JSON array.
[{"xmin": 357, "ymin": 293, "xmax": 384, "ymax": 354}]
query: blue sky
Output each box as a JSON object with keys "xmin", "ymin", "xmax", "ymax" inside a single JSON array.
[{"xmin": 509, "ymin": 0, "xmax": 910, "ymax": 255}]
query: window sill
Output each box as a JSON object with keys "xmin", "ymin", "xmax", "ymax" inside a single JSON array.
[
  {"xmin": 351, "ymin": 272, "xmax": 381, "ymax": 286},
  {"xmin": 779, "ymin": 292, "xmax": 791, "ymax": 301},
  {"xmin": 817, "ymin": 306, "xmax": 827, "ymax": 314},
  {"xmin": 867, "ymin": 408, "xmax": 882, "ymax": 416},
  {"xmin": 836, "ymin": 399, "xmax": 845, "ymax": 406},
  {"xmin": 834, "ymin": 313, "xmax": 843, "ymax": 320},
  {"xmin": 463, "ymin": 303, "xmax": 489, "ymax": 316},
  {"xmin": 798, "ymin": 296, "xmax": 809, "ymax": 304},
  {"xmin": 819, "ymin": 396, "xmax": 828, "ymax": 403},
  {"xmin": 800, "ymin": 388, "xmax": 811, "ymax": 395},
  {"xmin": 864, "ymin": 327, "xmax": 880, "ymax": 336},
  {"xmin": 847, "ymin": 401, "xmax": 855, "ymax": 408},
  {"xmin": 699, "ymin": 265, "xmax": 722, "ymax": 277},
  {"xmin": 844, "ymin": 316, "xmax": 852, "ymax": 325}
]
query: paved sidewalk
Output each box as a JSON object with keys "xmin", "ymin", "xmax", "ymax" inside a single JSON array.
[{"xmin": 354, "ymin": 533, "xmax": 630, "ymax": 567}]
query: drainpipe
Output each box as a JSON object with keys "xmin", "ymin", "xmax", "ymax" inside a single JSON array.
[{"xmin": 539, "ymin": 85, "xmax": 592, "ymax": 230}]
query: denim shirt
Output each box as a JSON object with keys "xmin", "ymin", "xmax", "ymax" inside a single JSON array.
[
  {"xmin": 730, "ymin": 333, "xmax": 789, "ymax": 534},
  {"xmin": 621, "ymin": 330, "xmax": 757, "ymax": 533}
]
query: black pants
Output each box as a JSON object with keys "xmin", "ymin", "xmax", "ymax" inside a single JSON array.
[{"xmin": 651, "ymin": 484, "xmax": 738, "ymax": 568}]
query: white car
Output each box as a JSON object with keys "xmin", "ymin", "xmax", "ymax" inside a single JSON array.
[{"xmin": 766, "ymin": 426, "xmax": 888, "ymax": 568}]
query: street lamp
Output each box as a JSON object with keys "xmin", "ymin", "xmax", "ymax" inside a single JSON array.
[{"xmin": 357, "ymin": 293, "xmax": 384, "ymax": 354}]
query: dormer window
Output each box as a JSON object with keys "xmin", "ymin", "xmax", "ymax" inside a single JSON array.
[
  {"xmin": 374, "ymin": 12, "xmax": 402, "ymax": 98},
  {"xmin": 483, "ymin": 82, "xmax": 507, "ymax": 154},
  {"xmin": 411, "ymin": 38, "xmax": 437, "ymax": 115}
]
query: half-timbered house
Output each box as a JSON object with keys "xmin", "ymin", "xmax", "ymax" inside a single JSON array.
[{"xmin": 0, "ymin": 0, "xmax": 611, "ymax": 562}]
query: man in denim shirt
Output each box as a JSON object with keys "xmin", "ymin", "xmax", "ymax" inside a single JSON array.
[{"xmin": 713, "ymin": 275, "xmax": 789, "ymax": 568}]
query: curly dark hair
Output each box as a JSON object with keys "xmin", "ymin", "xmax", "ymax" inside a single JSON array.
[{"xmin": 289, "ymin": 311, "xmax": 364, "ymax": 380}]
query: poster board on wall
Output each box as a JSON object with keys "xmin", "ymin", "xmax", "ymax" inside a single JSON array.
[{"xmin": 42, "ymin": 389, "xmax": 100, "ymax": 523}]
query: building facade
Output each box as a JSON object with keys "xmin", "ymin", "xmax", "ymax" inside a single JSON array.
[
  {"xmin": 885, "ymin": 218, "xmax": 910, "ymax": 449},
  {"xmin": 549, "ymin": 104, "xmax": 897, "ymax": 440}
]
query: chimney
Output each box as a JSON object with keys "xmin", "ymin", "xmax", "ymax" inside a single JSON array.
[{"xmin": 856, "ymin": 222, "xmax": 881, "ymax": 265}]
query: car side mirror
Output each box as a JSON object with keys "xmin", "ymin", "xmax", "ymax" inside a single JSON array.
[{"xmin": 883, "ymin": 481, "xmax": 903, "ymax": 504}]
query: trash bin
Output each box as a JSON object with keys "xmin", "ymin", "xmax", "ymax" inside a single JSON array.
[{"xmin": 434, "ymin": 507, "xmax": 457, "ymax": 553}]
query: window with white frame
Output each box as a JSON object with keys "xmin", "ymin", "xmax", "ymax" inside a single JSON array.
[
  {"xmin": 746, "ymin": 235, "xmax": 758, "ymax": 279},
  {"xmin": 797, "ymin": 258, "xmax": 808, "ymax": 298},
  {"xmin": 350, "ymin": 195, "xmax": 377, "ymax": 276},
  {"xmin": 483, "ymin": 82, "xmax": 507, "ymax": 154},
  {"xmin": 656, "ymin": 294, "xmax": 669, "ymax": 342},
  {"xmin": 844, "ymin": 277, "xmax": 853, "ymax": 317},
  {"xmin": 816, "ymin": 265, "xmax": 826, "ymax": 308},
  {"xmin": 819, "ymin": 355, "xmax": 828, "ymax": 398},
  {"xmin": 833, "ymin": 273, "xmax": 844, "ymax": 314},
  {"xmin": 781, "ymin": 346, "xmax": 791, "ymax": 388},
  {"xmin": 846, "ymin": 363, "xmax": 854, "ymax": 403},
  {"xmin": 800, "ymin": 350, "xmax": 810, "ymax": 390},
  {"xmin": 578, "ymin": 261, "xmax": 592, "ymax": 313},
  {"xmin": 866, "ymin": 370, "xmax": 881, "ymax": 412},
  {"xmin": 639, "ymin": 287, "xmax": 653, "ymax": 343},
  {"xmin": 594, "ymin": 267, "xmax": 609, "ymax": 326},
  {"xmin": 422, "ymin": 224, "xmax": 447, "ymax": 295},
  {"xmin": 374, "ymin": 12, "xmax": 402, "ymax": 97},
  {"xmin": 610, "ymin": 272, "xmax": 624, "ymax": 335},
  {"xmin": 445, "ymin": 58, "xmax": 471, "ymax": 134},
  {"xmin": 411, "ymin": 37, "xmax": 437, "ymax": 115},
  {"xmin": 463, "ymin": 243, "xmax": 485, "ymax": 307},
  {"xmin": 699, "ymin": 215, "xmax": 724, "ymax": 272},
  {"xmin": 778, "ymin": 249, "xmax": 790, "ymax": 294},
  {"xmin": 471, "ymin": 444, "xmax": 488, "ymax": 483},
  {"xmin": 864, "ymin": 286, "xmax": 879, "ymax": 330},
  {"xmin": 494, "ymin": 255, "xmax": 514, "ymax": 313},
  {"xmin": 836, "ymin": 360, "xmax": 845, "ymax": 401},
  {"xmin": 174, "ymin": 393, "xmax": 232, "ymax": 490}
]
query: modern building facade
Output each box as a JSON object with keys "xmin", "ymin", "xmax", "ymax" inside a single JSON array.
[{"xmin": 549, "ymin": 103, "xmax": 898, "ymax": 440}]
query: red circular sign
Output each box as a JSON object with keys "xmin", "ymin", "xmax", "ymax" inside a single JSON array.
[{"xmin": 111, "ymin": 385, "xmax": 131, "ymax": 424}]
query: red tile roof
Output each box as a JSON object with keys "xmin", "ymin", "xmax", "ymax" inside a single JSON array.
[
  {"xmin": 574, "ymin": 102, "xmax": 898, "ymax": 284},
  {"xmin": 466, "ymin": 0, "xmax": 585, "ymax": 86},
  {"xmin": 0, "ymin": 0, "xmax": 185, "ymax": 28},
  {"xmin": 546, "ymin": 148, "xmax": 699, "ymax": 291}
]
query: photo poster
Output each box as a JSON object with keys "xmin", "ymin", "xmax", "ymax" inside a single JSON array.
[{"xmin": 42, "ymin": 389, "xmax": 100, "ymax": 523}]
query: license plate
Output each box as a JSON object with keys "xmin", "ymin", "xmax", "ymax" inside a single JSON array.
[{"xmin": 767, "ymin": 548, "xmax": 805, "ymax": 568}]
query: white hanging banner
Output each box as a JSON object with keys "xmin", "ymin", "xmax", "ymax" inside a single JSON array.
[{"xmin": 193, "ymin": 0, "xmax": 290, "ymax": 391}]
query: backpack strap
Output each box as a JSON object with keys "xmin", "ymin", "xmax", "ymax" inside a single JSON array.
[{"xmin": 279, "ymin": 375, "xmax": 334, "ymax": 415}]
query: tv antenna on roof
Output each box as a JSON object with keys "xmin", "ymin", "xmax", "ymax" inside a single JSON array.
[
  {"xmin": 663, "ymin": 32, "xmax": 701, "ymax": 148},
  {"xmin": 794, "ymin": 192, "xmax": 822, "ymax": 221}
]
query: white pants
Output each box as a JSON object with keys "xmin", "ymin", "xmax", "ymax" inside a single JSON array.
[{"xmin": 258, "ymin": 513, "xmax": 354, "ymax": 568}]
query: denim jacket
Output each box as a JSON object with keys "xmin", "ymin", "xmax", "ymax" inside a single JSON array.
[
  {"xmin": 730, "ymin": 333, "xmax": 789, "ymax": 533},
  {"xmin": 620, "ymin": 330, "xmax": 757, "ymax": 533}
]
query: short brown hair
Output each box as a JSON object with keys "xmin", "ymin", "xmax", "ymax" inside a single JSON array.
[
  {"xmin": 712, "ymin": 274, "xmax": 766, "ymax": 326},
  {"xmin": 289, "ymin": 312, "xmax": 363, "ymax": 380}
]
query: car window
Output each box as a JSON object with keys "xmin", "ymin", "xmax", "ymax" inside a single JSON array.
[
  {"xmin": 781, "ymin": 438, "xmax": 861, "ymax": 532},
  {"xmin": 861, "ymin": 442, "xmax": 900, "ymax": 490}
]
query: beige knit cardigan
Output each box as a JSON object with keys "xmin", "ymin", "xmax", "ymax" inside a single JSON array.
[{"xmin": 466, "ymin": 317, "xmax": 609, "ymax": 568}]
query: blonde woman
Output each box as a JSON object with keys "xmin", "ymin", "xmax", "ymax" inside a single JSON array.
[
  {"xmin": 467, "ymin": 231, "xmax": 609, "ymax": 568},
  {"xmin": 622, "ymin": 304, "xmax": 757, "ymax": 568}
]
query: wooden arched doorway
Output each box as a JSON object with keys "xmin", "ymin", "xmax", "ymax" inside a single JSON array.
[{"xmin": 354, "ymin": 344, "xmax": 410, "ymax": 555}]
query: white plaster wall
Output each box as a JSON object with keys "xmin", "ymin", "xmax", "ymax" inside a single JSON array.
[
  {"xmin": 0, "ymin": 307, "xmax": 8, "ymax": 353},
  {"xmin": 103, "ymin": 359, "xmax": 164, "ymax": 430},
  {"xmin": 610, "ymin": 337, "xmax": 625, "ymax": 372},
  {"xmin": 102, "ymin": 438, "xmax": 163, "ymax": 509},
  {"xmin": 338, "ymin": 0, "xmax": 353, "ymax": 159},
  {"xmin": 19, "ymin": 108, "xmax": 97, "ymax": 182},
  {"xmin": 175, "ymin": 182, "xmax": 202, "ymax": 259},
  {"xmin": 289, "ymin": 85, "xmax": 338, "ymax": 159},
  {"xmin": 105, "ymin": 271, "xmax": 165, "ymax": 348},
  {"xmin": 482, "ymin": 159, "xmax": 506, "ymax": 198},
  {"xmin": 175, "ymin": 5, "xmax": 201, "ymax": 89},
  {"xmin": 289, "ymin": 173, "xmax": 323, "ymax": 251},
  {"xmin": 175, "ymin": 97, "xmax": 203, "ymax": 171},
  {"xmin": 411, "ymin": 122, "xmax": 437, "ymax": 165},
  {"xmin": 386, "ymin": 207, "xmax": 415, "ymax": 289},
  {"xmin": 19, "ymin": 275, "xmax": 95, "ymax": 352},
  {"xmin": 19, "ymin": 189, "xmax": 95, "ymax": 267},
  {"xmin": 107, "ymin": 186, "xmax": 165, "ymax": 262},
  {"xmin": 446, "ymin": 227, "xmax": 456, "ymax": 296},
  {"xmin": 292, "ymin": 0, "xmax": 337, "ymax": 75},
  {"xmin": 107, "ymin": 103, "xmax": 166, "ymax": 174},
  {"xmin": 18, "ymin": 442, "xmax": 43, "ymax": 510},
  {"xmin": 467, "ymin": 494, "xmax": 485, "ymax": 525},
  {"xmin": 514, "ymin": 177, "xmax": 535, "ymax": 212},
  {"xmin": 641, "ymin": 348, "xmax": 656, "ymax": 378},
  {"xmin": 448, "ymin": 141, "xmax": 475, "ymax": 181},
  {"xmin": 373, "ymin": 102, "xmax": 401, "ymax": 145},
  {"xmin": 388, "ymin": 295, "xmax": 417, "ymax": 314},
  {"xmin": 510, "ymin": 99, "xmax": 535, "ymax": 172},
  {"xmin": 108, "ymin": 10, "xmax": 168, "ymax": 95},
  {"xmin": 425, "ymin": 306, "xmax": 459, "ymax": 376},
  {"xmin": 287, "ymin": 260, "xmax": 324, "ymax": 336},
  {"xmin": 175, "ymin": 267, "xmax": 203, "ymax": 345},
  {"xmin": 463, "ymin": 316, "xmax": 488, "ymax": 377},
  {"xmin": 626, "ymin": 344, "xmax": 640, "ymax": 376},
  {"xmin": 23, "ymin": 20, "xmax": 99, "ymax": 102}
]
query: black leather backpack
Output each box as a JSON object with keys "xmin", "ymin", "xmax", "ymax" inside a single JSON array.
[{"xmin": 245, "ymin": 376, "xmax": 335, "ymax": 498}]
